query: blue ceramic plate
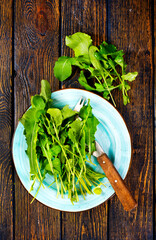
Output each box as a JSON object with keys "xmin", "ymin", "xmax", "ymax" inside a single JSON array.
[{"xmin": 12, "ymin": 89, "xmax": 131, "ymax": 212}]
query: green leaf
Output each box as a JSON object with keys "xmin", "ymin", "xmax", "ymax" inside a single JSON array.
[
  {"xmin": 100, "ymin": 42, "xmax": 117, "ymax": 54},
  {"xmin": 103, "ymin": 91, "xmax": 110, "ymax": 100},
  {"xmin": 78, "ymin": 71, "xmax": 96, "ymax": 91},
  {"xmin": 123, "ymin": 95, "xmax": 130, "ymax": 105},
  {"xmin": 47, "ymin": 108, "xmax": 63, "ymax": 127},
  {"xmin": 54, "ymin": 56, "xmax": 73, "ymax": 81},
  {"xmin": 20, "ymin": 108, "xmax": 36, "ymax": 126},
  {"xmin": 40, "ymin": 139, "xmax": 53, "ymax": 173},
  {"xmin": 45, "ymin": 158, "xmax": 62, "ymax": 174},
  {"xmin": 79, "ymin": 101, "xmax": 99, "ymax": 159},
  {"xmin": 40, "ymin": 80, "xmax": 51, "ymax": 102},
  {"xmin": 59, "ymin": 130, "xmax": 68, "ymax": 144},
  {"xmin": 123, "ymin": 81, "xmax": 131, "ymax": 91},
  {"xmin": 94, "ymin": 83, "xmax": 104, "ymax": 92},
  {"xmin": 68, "ymin": 119, "xmax": 83, "ymax": 143},
  {"xmin": 66, "ymin": 32, "xmax": 92, "ymax": 57},
  {"xmin": 122, "ymin": 72, "xmax": 138, "ymax": 81},
  {"xmin": 76, "ymin": 56, "xmax": 91, "ymax": 65},
  {"xmin": 61, "ymin": 105, "xmax": 77, "ymax": 120},
  {"xmin": 80, "ymin": 131, "xmax": 86, "ymax": 158},
  {"xmin": 85, "ymin": 115, "xmax": 99, "ymax": 139},
  {"xmin": 51, "ymin": 144, "xmax": 62, "ymax": 156},
  {"xmin": 21, "ymin": 117, "xmax": 41, "ymax": 176},
  {"xmin": 89, "ymin": 46, "xmax": 103, "ymax": 71},
  {"xmin": 53, "ymin": 158, "xmax": 62, "ymax": 174},
  {"xmin": 114, "ymin": 55, "xmax": 125, "ymax": 72},
  {"xmin": 31, "ymin": 95, "xmax": 46, "ymax": 110},
  {"xmin": 107, "ymin": 58, "xmax": 116, "ymax": 70},
  {"xmin": 79, "ymin": 100, "xmax": 92, "ymax": 119}
]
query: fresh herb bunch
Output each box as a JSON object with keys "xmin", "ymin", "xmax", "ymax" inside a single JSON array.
[
  {"xmin": 20, "ymin": 80, "xmax": 105, "ymax": 204},
  {"xmin": 54, "ymin": 32, "xmax": 138, "ymax": 106}
]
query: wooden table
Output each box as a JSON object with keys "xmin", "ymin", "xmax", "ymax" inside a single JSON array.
[{"xmin": 0, "ymin": 0, "xmax": 154, "ymax": 239}]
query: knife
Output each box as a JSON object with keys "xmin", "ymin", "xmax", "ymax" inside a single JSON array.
[{"xmin": 93, "ymin": 141, "xmax": 137, "ymax": 211}]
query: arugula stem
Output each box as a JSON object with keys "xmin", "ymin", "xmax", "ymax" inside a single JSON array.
[
  {"xmin": 48, "ymin": 180, "xmax": 55, "ymax": 188},
  {"xmin": 40, "ymin": 140, "xmax": 54, "ymax": 174},
  {"xmin": 63, "ymin": 146, "xmax": 80, "ymax": 158},
  {"xmin": 59, "ymin": 175, "xmax": 66, "ymax": 192},
  {"xmin": 95, "ymin": 76, "xmax": 103, "ymax": 86},
  {"xmin": 30, "ymin": 181, "xmax": 42, "ymax": 204},
  {"xmin": 103, "ymin": 68, "xmax": 114, "ymax": 81},
  {"xmin": 101, "ymin": 72, "xmax": 116, "ymax": 107},
  {"xmin": 79, "ymin": 183, "xmax": 85, "ymax": 199},
  {"xmin": 56, "ymin": 176, "xmax": 60, "ymax": 197},
  {"xmin": 29, "ymin": 176, "xmax": 37, "ymax": 192},
  {"xmin": 75, "ymin": 143, "xmax": 86, "ymax": 172}
]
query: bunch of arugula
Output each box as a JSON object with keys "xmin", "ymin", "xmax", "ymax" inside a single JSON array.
[
  {"xmin": 20, "ymin": 80, "xmax": 105, "ymax": 204},
  {"xmin": 54, "ymin": 32, "xmax": 138, "ymax": 106}
]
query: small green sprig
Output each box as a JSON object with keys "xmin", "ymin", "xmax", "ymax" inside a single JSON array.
[{"xmin": 54, "ymin": 32, "xmax": 138, "ymax": 106}]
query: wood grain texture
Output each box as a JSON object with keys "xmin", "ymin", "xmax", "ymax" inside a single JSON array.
[
  {"xmin": 0, "ymin": 1, "xmax": 13, "ymax": 240},
  {"xmin": 61, "ymin": 1, "xmax": 108, "ymax": 239},
  {"xmin": 154, "ymin": 0, "xmax": 156, "ymax": 237},
  {"xmin": 107, "ymin": 0, "xmax": 153, "ymax": 239},
  {"xmin": 14, "ymin": 1, "xmax": 61, "ymax": 239},
  {"xmin": 0, "ymin": 0, "xmax": 154, "ymax": 238}
]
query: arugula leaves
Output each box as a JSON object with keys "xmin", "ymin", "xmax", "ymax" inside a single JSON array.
[
  {"xmin": 20, "ymin": 80, "xmax": 105, "ymax": 204},
  {"xmin": 66, "ymin": 32, "xmax": 92, "ymax": 58},
  {"xmin": 54, "ymin": 32, "xmax": 138, "ymax": 106}
]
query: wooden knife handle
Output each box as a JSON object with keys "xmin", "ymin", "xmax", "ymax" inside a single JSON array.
[{"xmin": 97, "ymin": 153, "xmax": 137, "ymax": 211}]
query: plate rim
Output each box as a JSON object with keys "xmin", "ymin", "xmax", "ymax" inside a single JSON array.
[{"xmin": 12, "ymin": 88, "xmax": 132, "ymax": 212}]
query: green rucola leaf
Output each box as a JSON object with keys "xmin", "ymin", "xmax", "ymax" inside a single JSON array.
[
  {"xmin": 114, "ymin": 55, "xmax": 126, "ymax": 73},
  {"xmin": 107, "ymin": 58, "xmax": 116, "ymax": 70},
  {"xmin": 66, "ymin": 32, "xmax": 92, "ymax": 57},
  {"xmin": 20, "ymin": 108, "xmax": 36, "ymax": 126},
  {"xmin": 45, "ymin": 158, "xmax": 62, "ymax": 174},
  {"xmin": 123, "ymin": 81, "xmax": 131, "ymax": 91},
  {"xmin": 123, "ymin": 95, "xmax": 130, "ymax": 105},
  {"xmin": 47, "ymin": 108, "xmax": 63, "ymax": 127},
  {"xmin": 94, "ymin": 83, "xmax": 105, "ymax": 92},
  {"xmin": 89, "ymin": 46, "xmax": 103, "ymax": 71},
  {"xmin": 122, "ymin": 72, "xmax": 138, "ymax": 81},
  {"xmin": 40, "ymin": 80, "xmax": 51, "ymax": 102},
  {"xmin": 50, "ymin": 144, "xmax": 62, "ymax": 156},
  {"xmin": 76, "ymin": 56, "xmax": 91, "ymax": 65},
  {"xmin": 54, "ymin": 56, "xmax": 73, "ymax": 81},
  {"xmin": 78, "ymin": 71, "xmax": 96, "ymax": 91},
  {"xmin": 103, "ymin": 91, "xmax": 110, "ymax": 100},
  {"xmin": 61, "ymin": 105, "xmax": 77, "ymax": 120},
  {"xmin": 99, "ymin": 41, "xmax": 116, "ymax": 55},
  {"xmin": 68, "ymin": 119, "xmax": 83, "ymax": 143},
  {"xmin": 21, "ymin": 115, "xmax": 41, "ymax": 176},
  {"xmin": 31, "ymin": 95, "xmax": 46, "ymax": 110},
  {"xmin": 79, "ymin": 100, "xmax": 92, "ymax": 119},
  {"xmin": 53, "ymin": 158, "xmax": 62, "ymax": 174}
]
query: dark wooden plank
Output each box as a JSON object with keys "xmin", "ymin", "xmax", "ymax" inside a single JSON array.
[
  {"xmin": 154, "ymin": 0, "xmax": 156, "ymax": 237},
  {"xmin": 62, "ymin": 205, "xmax": 108, "ymax": 240},
  {"xmin": 14, "ymin": 1, "xmax": 61, "ymax": 239},
  {"xmin": 0, "ymin": 1, "xmax": 14, "ymax": 240},
  {"xmin": 61, "ymin": 1, "xmax": 108, "ymax": 239},
  {"xmin": 107, "ymin": 0, "xmax": 153, "ymax": 239}
]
